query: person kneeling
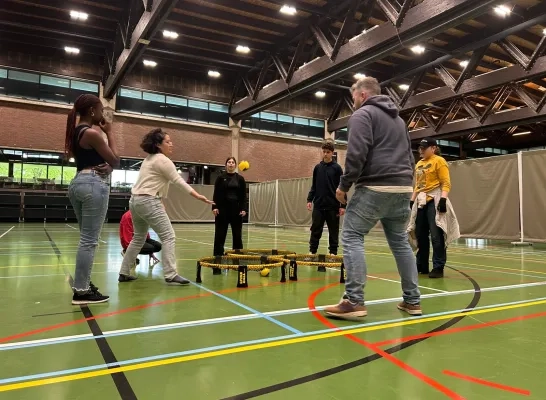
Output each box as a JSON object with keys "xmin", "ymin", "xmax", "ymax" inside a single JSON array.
[{"xmin": 120, "ymin": 210, "xmax": 161, "ymax": 267}]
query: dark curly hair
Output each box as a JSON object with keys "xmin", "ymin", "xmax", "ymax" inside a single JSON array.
[
  {"xmin": 321, "ymin": 140, "xmax": 334, "ymax": 152},
  {"xmin": 140, "ymin": 128, "xmax": 167, "ymax": 154}
]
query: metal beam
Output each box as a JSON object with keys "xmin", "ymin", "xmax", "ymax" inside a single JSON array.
[
  {"xmin": 310, "ymin": 24, "xmax": 333, "ymax": 58},
  {"xmin": 331, "ymin": 0, "xmax": 360, "ymax": 61},
  {"xmin": 328, "ymin": 54, "xmax": 546, "ymax": 132},
  {"xmin": 103, "ymin": 0, "xmax": 178, "ymax": 98},
  {"xmin": 144, "ymin": 0, "xmax": 153, "ymax": 11},
  {"xmin": 230, "ymin": 0, "xmax": 505, "ymax": 120},
  {"xmin": 409, "ymin": 105, "xmax": 546, "ymax": 141}
]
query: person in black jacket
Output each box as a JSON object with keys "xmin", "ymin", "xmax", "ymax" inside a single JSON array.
[
  {"xmin": 212, "ymin": 157, "xmax": 247, "ymax": 256},
  {"xmin": 307, "ymin": 141, "xmax": 346, "ymax": 255}
]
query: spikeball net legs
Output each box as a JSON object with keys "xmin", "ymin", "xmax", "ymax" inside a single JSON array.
[{"xmin": 196, "ymin": 249, "xmax": 346, "ymax": 288}]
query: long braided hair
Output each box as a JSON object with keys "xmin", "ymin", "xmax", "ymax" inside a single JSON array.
[{"xmin": 64, "ymin": 94, "xmax": 102, "ymax": 158}]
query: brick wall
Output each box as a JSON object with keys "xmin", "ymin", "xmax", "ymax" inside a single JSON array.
[{"xmin": 0, "ymin": 101, "xmax": 230, "ymax": 165}]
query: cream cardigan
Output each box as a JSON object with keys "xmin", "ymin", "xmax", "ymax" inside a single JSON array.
[
  {"xmin": 407, "ymin": 187, "xmax": 460, "ymax": 250},
  {"xmin": 131, "ymin": 153, "xmax": 193, "ymax": 198}
]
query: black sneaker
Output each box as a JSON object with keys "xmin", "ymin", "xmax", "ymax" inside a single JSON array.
[
  {"xmin": 118, "ymin": 274, "xmax": 137, "ymax": 282},
  {"xmin": 428, "ymin": 269, "xmax": 444, "ymax": 278},
  {"xmin": 72, "ymin": 290, "xmax": 109, "ymax": 305},
  {"xmin": 165, "ymin": 275, "xmax": 190, "ymax": 285}
]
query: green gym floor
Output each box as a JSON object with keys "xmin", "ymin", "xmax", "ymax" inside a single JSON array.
[{"xmin": 0, "ymin": 222, "xmax": 545, "ymax": 400}]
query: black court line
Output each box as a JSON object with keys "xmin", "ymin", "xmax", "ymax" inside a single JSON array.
[
  {"xmin": 44, "ymin": 228, "xmax": 61, "ymax": 260},
  {"xmin": 32, "ymin": 310, "xmax": 82, "ymax": 318},
  {"xmin": 44, "ymin": 228, "xmax": 137, "ymax": 399},
  {"xmin": 221, "ymin": 267, "xmax": 481, "ymax": 399},
  {"xmin": 80, "ymin": 306, "xmax": 138, "ymax": 400}
]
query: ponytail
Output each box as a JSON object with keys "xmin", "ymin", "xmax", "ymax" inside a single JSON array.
[
  {"xmin": 65, "ymin": 107, "xmax": 78, "ymax": 158},
  {"xmin": 64, "ymin": 94, "xmax": 102, "ymax": 159}
]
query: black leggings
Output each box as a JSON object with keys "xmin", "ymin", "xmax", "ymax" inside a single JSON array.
[
  {"xmin": 124, "ymin": 238, "xmax": 162, "ymax": 255},
  {"xmin": 214, "ymin": 203, "xmax": 243, "ymax": 256},
  {"xmin": 309, "ymin": 208, "xmax": 340, "ymax": 255},
  {"xmin": 415, "ymin": 200, "xmax": 446, "ymax": 273}
]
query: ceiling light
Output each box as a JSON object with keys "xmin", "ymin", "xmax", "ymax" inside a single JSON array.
[
  {"xmin": 236, "ymin": 45, "xmax": 250, "ymax": 54},
  {"xmin": 208, "ymin": 70, "xmax": 220, "ymax": 78},
  {"xmin": 315, "ymin": 91, "xmax": 326, "ymax": 98},
  {"xmin": 513, "ymin": 131, "xmax": 531, "ymax": 136},
  {"xmin": 143, "ymin": 60, "xmax": 157, "ymax": 67},
  {"xmin": 70, "ymin": 10, "xmax": 88, "ymax": 21},
  {"xmin": 460, "ymin": 60, "xmax": 469, "ymax": 68},
  {"xmin": 162, "ymin": 30, "xmax": 178, "ymax": 39},
  {"xmin": 64, "ymin": 46, "xmax": 80, "ymax": 54},
  {"xmin": 410, "ymin": 45, "xmax": 425, "ymax": 54},
  {"xmin": 473, "ymin": 138, "xmax": 487, "ymax": 142},
  {"xmin": 354, "ymin": 73, "xmax": 366, "ymax": 80},
  {"xmin": 494, "ymin": 5, "xmax": 511, "ymax": 17},
  {"xmin": 69, "ymin": 157, "xmax": 75, "ymax": 163},
  {"xmin": 280, "ymin": 5, "xmax": 297, "ymax": 15},
  {"xmin": 543, "ymin": 28, "xmax": 546, "ymax": 35},
  {"xmin": 399, "ymin": 84, "xmax": 410, "ymax": 90}
]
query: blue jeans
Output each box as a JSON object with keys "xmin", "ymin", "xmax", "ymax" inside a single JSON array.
[
  {"xmin": 342, "ymin": 187, "xmax": 421, "ymax": 305},
  {"xmin": 119, "ymin": 195, "xmax": 178, "ymax": 280},
  {"xmin": 68, "ymin": 171, "xmax": 109, "ymax": 294}
]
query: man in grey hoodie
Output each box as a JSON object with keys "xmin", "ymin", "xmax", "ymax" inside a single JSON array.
[{"xmin": 323, "ymin": 77, "xmax": 422, "ymax": 319}]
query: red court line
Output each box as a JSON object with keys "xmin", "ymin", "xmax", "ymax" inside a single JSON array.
[
  {"xmin": 0, "ymin": 276, "xmax": 332, "ymax": 344},
  {"xmin": 307, "ymin": 283, "xmax": 465, "ymax": 400},
  {"xmin": 443, "ymin": 370, "xmax": 531, "ymax": 396},
  {"xmin": 373, "ymin": 310, "xmax": 546, "ymax": 347}
]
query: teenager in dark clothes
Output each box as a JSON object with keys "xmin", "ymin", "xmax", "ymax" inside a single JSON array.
[
  {"xmin": 212, "ymin": 157, "xmax": 247, "ymax": 256},
  {"xmin": 307, "ymin": 141, "xmax": 346, "ymax": 255}
]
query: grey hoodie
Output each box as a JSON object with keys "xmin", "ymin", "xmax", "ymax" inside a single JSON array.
[{"xmin": 339, "ymin": 95, "xmax": 414, "ymax": 192}]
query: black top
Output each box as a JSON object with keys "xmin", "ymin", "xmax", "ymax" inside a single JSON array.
[
  {"xmin": 73, "ymin": 124, "xmax": 105, "ymax": 172},
  {"xmin": 307, "ymin": 160, "xmax": 346, "ymax": 210},
  {"xmin": 212, "ymin": 172, "xmax": 246, "ymax": 211}
]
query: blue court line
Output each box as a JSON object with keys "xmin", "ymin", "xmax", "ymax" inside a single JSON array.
[
  {"xmin": 189, "ymin": 281, "xmax": 302, "ymax": 334},
  {"xmin": 3, "ymin": 282, "xmax": 546, "ymax": 352},
  {"xmin": 2, "ymin": 296, "xmax": 546, "ymax": 386}
]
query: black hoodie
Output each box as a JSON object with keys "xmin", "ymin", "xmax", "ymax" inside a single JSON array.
[
  {"xmin": 307, "ymin": 160, "xmax": 346, "ymax": 211},
  {"xmin": 339, "ymin": 95, "xmax": 415, "ymax": 192}
]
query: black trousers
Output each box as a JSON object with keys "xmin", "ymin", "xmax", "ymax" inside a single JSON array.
[
  {"xmin": 415, "ymin": 200, "xmax": 446, "ymax": 273},
  {"xmin": 214, "ymin": 202, "xmax": 243, "ymax": 256},
  {"xmin": 124, "ymin": 238, "xmax": 162, "ymax": 255},
  {"xmin": 309, "ymin": 208, "xmax": 340, "ymax": 255}
]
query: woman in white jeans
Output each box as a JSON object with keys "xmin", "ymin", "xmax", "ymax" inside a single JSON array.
[{"xmin": 118, "ymin": 128, "xmax": 214, "ymax": 284}]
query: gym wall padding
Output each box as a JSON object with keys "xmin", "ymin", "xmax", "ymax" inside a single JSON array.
[
  {"xmin": 164, "ymin": 184, "xmax": 215, "ymax": 222},
  {"xmin": 277, "ymin": 177, "xmax": 313, "ymax": 226},
  {"xmin": 249, "ymin": 181, "xmax": 276, "ymax": 225},
  {"xmin": 521, "ymin": 149, "xmax": 546, "ymax": 243},
  {"xmin": 448, "ymin": 154, "xmax": 520, "ymax": 241}
]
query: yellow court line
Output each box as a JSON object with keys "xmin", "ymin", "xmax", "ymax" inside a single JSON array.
[{"xmin": 2, "ymin": 298, "xmax": 546, "ymax": 393}]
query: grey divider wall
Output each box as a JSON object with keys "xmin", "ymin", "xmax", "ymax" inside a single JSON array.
[
  {"xmin": 249, "ymin": 181, "xmax": 277, "ymax": 225},
  {"xmin": 277, "ymin": 177, "xmax": 313, "ymax": 226},
  {"xmin": 521, "ymin": 149, "xmax": 546, "ymax": 243},
  {"xmin": 447, "ymin": 154, "xmax": 520, "ymax": 240},
  {"xmin": 249, "ymin": 151, "xmax": 537, "ymax": 242},
  {"xmin": 164, "ymin": 184, "xmax": 215, "ymax": 222}
]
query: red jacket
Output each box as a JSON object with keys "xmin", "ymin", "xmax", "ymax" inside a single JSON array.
[{"xmin": 120, "ymin": 211, "xmax": 149, "ymax": 249}]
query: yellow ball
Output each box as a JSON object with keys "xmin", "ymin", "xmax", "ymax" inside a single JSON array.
[
  {"xmin": 238, "ymin": 160, "xmax": 250, "ymax": 171},
  {"xmin": 260, "ymin": 268, "xmax": 270, "ymax": 277}
]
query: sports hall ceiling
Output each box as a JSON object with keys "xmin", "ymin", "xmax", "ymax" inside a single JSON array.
[{"xmin": 1, "ymin": 0, "xmax": 546, "ymax": 152}]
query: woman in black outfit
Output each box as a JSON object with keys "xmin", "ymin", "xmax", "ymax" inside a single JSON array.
[{"xmin": 212, "ymin": 157, "xmax": 247, "ymax": 256}]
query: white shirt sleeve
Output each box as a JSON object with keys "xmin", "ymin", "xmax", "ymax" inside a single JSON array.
[{"xmin": 157, "ymin": 154, "xmax": 194, "ymax": 194}]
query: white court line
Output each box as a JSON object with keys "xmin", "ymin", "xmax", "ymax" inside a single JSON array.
[
  {"xmin": 2, "ymin": 280, "xmax": 546, "ymax": 350},
  {"xmin": 66, "ymin": 224, "xmax": 107, "ymax": 244},
  {"xmin": 0, "ymin": 226, "xmax": 14, "ymax": 239},
  {"xmin": 368, "ymin": 274, "xmax": 448, "ymax": 293}
]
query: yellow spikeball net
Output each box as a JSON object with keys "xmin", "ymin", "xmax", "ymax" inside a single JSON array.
[
  {"xmin": 195, "ymin": 250, "xmax": 347, "ymax": 287},
  {"xmin": 196, "ymin": 254, "xmax": 288, "ymax": 287},
  {"xmin": 238, "ymin": 160, "xmax": 250, "ymax": 171}
]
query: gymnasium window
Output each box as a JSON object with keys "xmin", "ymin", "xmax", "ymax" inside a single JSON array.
[
  {"xmin": 242, "ymin": 111, "xmax": 325, "ymax": 139},
  {"xmin": 0, "ymin": 67, "xmax": 98, "ymax": 104},
  {"xmin": 116, "ymin": 87, "xmax": 229, "ymax": 126}
]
